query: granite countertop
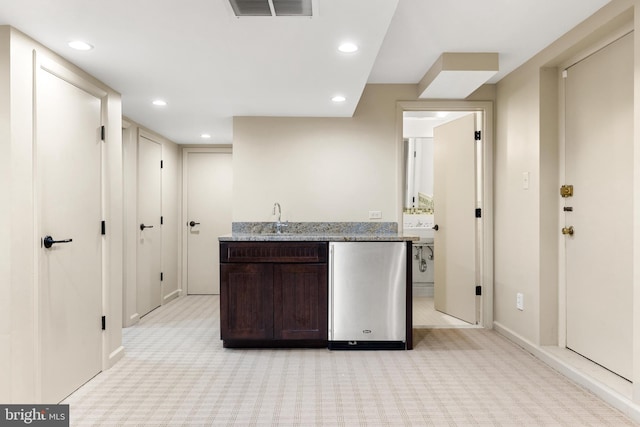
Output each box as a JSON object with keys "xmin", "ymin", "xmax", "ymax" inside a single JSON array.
[{"xmin": 219, "ymin": 222, "xmax": 419, "ymax": 242}]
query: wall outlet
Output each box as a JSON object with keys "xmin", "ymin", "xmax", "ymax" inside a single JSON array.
[
  {"xmin": 369, "ymin": 210, "xmax": 382, "ymax": 219},
  {"xmin": 516, "ymin": 293, "xmax": 524, "ymax": 311}
]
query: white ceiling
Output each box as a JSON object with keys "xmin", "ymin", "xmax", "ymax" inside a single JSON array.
[{"xmin": 0, "ymin": 0, "xmax": 610, "ymax": 145}]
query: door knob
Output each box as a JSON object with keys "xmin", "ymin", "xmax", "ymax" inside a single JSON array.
[
  {"xmin": 562, "ymin": 226, "xmax": 574, "ymax": 236},
  {"xmin": 189, "ymin": 221, "xmax": 200, "ymax": 227},
  {"xmin": 140, "ymin": 224, "xmax": 154, "ymax": 231},
  {"xmin": 43, "ymin": 235, "xmax": 73, "ymax": 249},
  {"xmin": 432, "ymin": 224, "xmax": 439, "ymax": 231}
]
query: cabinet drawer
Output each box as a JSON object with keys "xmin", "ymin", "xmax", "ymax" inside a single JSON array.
[{"xmin": 220, "ymin": 242, "xmax": 328, "ymax": 263}]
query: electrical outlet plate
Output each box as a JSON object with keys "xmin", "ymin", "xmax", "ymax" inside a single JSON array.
[
  {"xmin": 369, "ymin": 210, "xmax": 382, "ymax": 219},
  {"xmin": 516, "ymin": 293, "xmax": 524, "ymax": 311}
]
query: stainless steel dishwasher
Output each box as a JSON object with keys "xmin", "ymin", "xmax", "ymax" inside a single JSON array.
[{"xmin": 328, "ymin": 241, "xmax": 407, "ymax": 350}]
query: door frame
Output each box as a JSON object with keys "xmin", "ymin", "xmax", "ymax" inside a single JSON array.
[
  {"xmin": 34, "ymin": 52, "xmax": 108, "ymax": 400},
  {"xmin": 556, "ymin": 24, "xmax": 634, "ymax": 349},
  {"xmin": 136, "ymin": 132, "xmax": 164, "ymax": 317},
  {"xmin": 396, "ymin": 100, "xmax": 494, "ymax": 328},
  {"xmin": 181, "ymin": 147, "xmax": 232, "ymax": 295}
]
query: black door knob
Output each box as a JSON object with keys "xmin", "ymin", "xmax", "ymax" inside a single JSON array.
[
  {"xmin": 189, "ymin": 221, "xmax": 200, "ymax": 227},
  {"xmin": 432, "ymin": 224, "xmax": 439, "ymax": 231},
  {"xmin": 140, "ymin": 224, "xmax": 154, "ymax": 231},
  {"xmin": 43, "ymin": 235, "xmax": 73, "ymax": 249}
]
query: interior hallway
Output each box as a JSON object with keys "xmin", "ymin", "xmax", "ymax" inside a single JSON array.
[{"xmin": 62, "ymin": 296, "xmax": 634, "ymax": 426}]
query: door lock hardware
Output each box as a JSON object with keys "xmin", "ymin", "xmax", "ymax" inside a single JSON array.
[
  {"xmin": 562, "ymin": 226, "xmax": 574, "ymax": 236},
  {"xmin": 432, "ymin": 224, "xmax": 439, "ymax": 231},
  {"xmin": 189, "ymin": 221, "xmax": 200, "ymax": 227},
  {"xmin": 139, "ymin": 223, "xmax": 154, "ymax": 231},
  {"xmin": 43, "ymin": 235, "xmax": 73, "ymax": 249},
  {"xmin": 563, "ymin": 207, "xmax": 573, "ymax": 212},
  {"xmin": 560, "ymin": 185, "xmax": 574, "ymax": 198}
]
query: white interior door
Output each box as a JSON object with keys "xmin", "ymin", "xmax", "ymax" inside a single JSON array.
[
  {"xmin": 137, "ymin": 135, "xmax": 162, "ymax": 317},
  {"xmin": 433, "ymin": 113, "xmax": 477, "ymax": 324},
  {"xmin": 564, "ymin": 33, "xmax": 633, "ymax": 380},
  {"xmin": 37, "ymin": 65, "xmax": 103, "ymax": 403},
  {"xmin": 185, "ymin": 150, "xmax": 232, "ymax": 294}
]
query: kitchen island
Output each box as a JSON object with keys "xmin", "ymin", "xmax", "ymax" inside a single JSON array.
[{"xmin": 219, "ymin": 222, "xmax": 418, "ymax": 350}]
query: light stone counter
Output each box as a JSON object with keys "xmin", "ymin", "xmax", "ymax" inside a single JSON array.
[{"xmin": 219, "ymin": 222, "xmax": 419, "ymax": 242}]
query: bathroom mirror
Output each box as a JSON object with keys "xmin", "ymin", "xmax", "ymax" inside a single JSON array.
[
  {"xmin": 403, "ymin": 137, "xmax": 434, "ymax": 211},
  {"xmin": 403, "ymin": 111, "xmax": 471, "ymax": 212}
]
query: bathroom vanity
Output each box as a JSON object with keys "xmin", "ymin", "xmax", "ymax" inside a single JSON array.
[{"xmin": 219, "ymin": 222, "xmax": 417, "ymax": 350}]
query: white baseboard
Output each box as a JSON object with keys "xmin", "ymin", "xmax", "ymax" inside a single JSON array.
[
  {"xmin": 107, "ymin": 345, "xmax": 124, "ymax": 369},
  {"xmin": 163, "ymin": 289, "xmax": 181, "ymax": 304},
  {"xmin": 493, "ymin": 321, "xmax": 640, "ymax": 423}
]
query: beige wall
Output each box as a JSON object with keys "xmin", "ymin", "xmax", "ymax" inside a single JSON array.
[
  {"xmin": 233, "ymin": 84, "xmax": 417, "ymax": 222},
  {"xmin": 122, "ymin": 121, "xmax": 182, "ymax": 327},
  {"xmin": 162, "ymin": 135, "xmax": 182, "ymax": 303},
  {"xmin": 0, "ymin": 26, "xmax": 124, "ymax": 402},
  {"xmin": 493, "ymin": 0, "xmax": 639, "ymax": 400},
  {"xmin": 0, "ymin": 26, "xmax": 11, "ymax": 403}
]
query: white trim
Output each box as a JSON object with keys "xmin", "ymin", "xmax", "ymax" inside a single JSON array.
[
  {"xmin": 494, "ymin": 322, "xmax": 640, "ymax": 424},
  {"xmin": 396, "ymin": 100, "xmax": 494, "ymax": 329},
  {"xmin": 33, "ymin": 50, "xmax": 108, "ymax": 399},
  {"xmin": 163, "ymin": 288, "xmax": 181, "ymax": 304},
  {"xmin": 107, "ymin": 346, "xmax": 125, "ymax": 369},
  {"xmin": 181, "ymin": 147, "xmax": 232, "ymax": 295}
]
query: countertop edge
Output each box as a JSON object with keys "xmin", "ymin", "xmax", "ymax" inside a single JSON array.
[{"xmin": 218, "ymin": 233, "xmax": 419, "ymax": 242}]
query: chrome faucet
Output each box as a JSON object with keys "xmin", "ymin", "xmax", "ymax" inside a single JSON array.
[{"xmin": 272, "ymin": 202, "xmax": 288, "ymax": 234}]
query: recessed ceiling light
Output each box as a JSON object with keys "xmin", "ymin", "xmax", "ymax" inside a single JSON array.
[
  {"xmin": 201, "ymin": 133, "xmax": 212, "ymax": 139},
  {"xmin": 152, "ymin": 99, "xmax": 167, "ymax": 106},
  {"xmin": 68, "ymin": 40, "xmax": 93, "ymax": 51},
  {"xmin": 331, "ymin": 95, "xmax": 346, "ymax": 103},
  {"xmin": 338, "ymin": 42, "xmax": 358, "ymax": 53}
]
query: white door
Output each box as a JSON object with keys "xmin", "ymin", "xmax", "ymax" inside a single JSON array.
[
  {"xmin": 564, "ymin": 33, "xmax": 633, "ymax": 380},
  {"xmin": 433, "ymin": 113, "xmax": 478, "ymax": 324},
  {"xmin": 37, "ymin": 65, "xmax": 103, "ymax": 403},
  {"xmin": 185, "ymin": 150, "xmax": 232, "ymax": 294},
  {"xmin": 137, "ymin": 135, "xmax": 162, "ymax": 317}
]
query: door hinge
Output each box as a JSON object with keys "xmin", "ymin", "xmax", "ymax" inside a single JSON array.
[
  {"xmin": 475, "ymin": 286, "xmax": 482, "ymax": 296},
  {"xmin": 160, "ymin": 272, "xmax": 164, "ymax": 282},
  {"xmin": 475, "ymin": 208, "xmax": 482, "ymax": 218},
  {"xmin": 160, "ymin": 160, "xmax": 163, "ymax": 169},
  {"xmin": 101, "ymin": 315, "xmax": 106, "ymax": 330},
  {"xmin": 160, "ymin": 216, "xmax": 164, "ymax": 225},
  {"xmin": 101, "ymin": 220, "xmax": 106, "ymax": 235},
  {"xmin": 474, "ymin": 130, "xmax": 481, "ymax": 141},
  {"xmin": 100, "ymin": 125, "xmax": 105, "ymax": 141}
]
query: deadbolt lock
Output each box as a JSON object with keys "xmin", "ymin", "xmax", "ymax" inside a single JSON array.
[
  {"xmin": 560, "ymin": 185, "xmax": 574, "ymax": 198},
  {"xmin": 562, "ymin": 226, "xmax": 574, "ymax": 236}
]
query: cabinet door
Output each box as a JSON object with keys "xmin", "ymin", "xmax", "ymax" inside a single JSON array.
[
  {"xmin": 274, "ymin": 264, "xmax": 327, "ymax": 340},
  {"xmin": 220, "ymin": 264, "xmax": 273, "ymax": 340}
]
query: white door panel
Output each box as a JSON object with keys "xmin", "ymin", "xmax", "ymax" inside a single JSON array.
[
  {"xmin": 137, "ymin": 136, "xmax": 162, "ymax": 317},
  {"xmin": 37, "ymin": 66, "xmax": 102, "ymax": 402},
  {"xmin": 433, "ymin": 113, "xmax": 477, "ymax": 324},
  {"xmin": 185, "ymin": 151, "xmax": 232, "ymax": 295},
  {"xmin": 565, "ymin": 33, "xmax": 633, "ymax": 379}
]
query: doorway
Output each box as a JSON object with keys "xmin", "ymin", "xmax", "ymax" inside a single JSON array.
[
  {"xmin": 36, "ymin": 56, "xmax": 104, "ymax": 402},
  {"xmin": 398, "ymin": 101, "xmax": 494, "ymax": 329},
  {"xmin": 562, "ymin": 32, "xmax": 633, "ymax": 380},
  {"xmin": 182, "ymin": 148, "xmax": 233, "ymax": 295},
  {"xmin": 136, "ymin": 134, "xmax": 163, "ymax": 318}
]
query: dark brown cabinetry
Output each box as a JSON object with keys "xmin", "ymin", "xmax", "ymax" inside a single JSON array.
[{"xmin": 220, "ymin": 242, "xmax": 328, "ymax": 348}]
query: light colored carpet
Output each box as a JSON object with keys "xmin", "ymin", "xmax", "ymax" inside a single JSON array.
[
  {"xmin": 63, "ymin": 295, "xmax": 636, "ymax": 426},
  {"xmin": 412, "ymin": 296, "xmax": 472, "ymax": 328}
]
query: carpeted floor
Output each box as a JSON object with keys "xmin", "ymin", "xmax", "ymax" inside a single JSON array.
[{"xmin": 63, "ymin": 295, "xmax": 636, "ymax": 426}]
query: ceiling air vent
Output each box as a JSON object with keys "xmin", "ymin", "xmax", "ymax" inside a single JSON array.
[{"xmin": 229, "ymin": 0, "xmax": 313, "ymax": 17}]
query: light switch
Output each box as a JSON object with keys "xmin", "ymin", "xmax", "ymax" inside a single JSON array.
[{"xmin": 522, "ymin": 172, "xmax": 530, "ymax": 190}]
